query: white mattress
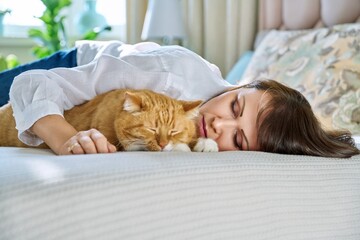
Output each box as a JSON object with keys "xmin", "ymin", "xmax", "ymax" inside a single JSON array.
[{"xmin": 0, "ymin": 147, "xmax": 360, "ymax": 240}]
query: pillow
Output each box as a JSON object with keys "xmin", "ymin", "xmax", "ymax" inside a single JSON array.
[
  {"xmin": 240, "ymin": 24, "xmax": 360, "ymax": 134},
  {"xmin": 225, "ymin": 51, "xmax": 254, "ymax": 84}
]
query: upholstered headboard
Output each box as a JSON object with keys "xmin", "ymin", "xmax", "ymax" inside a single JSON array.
[{"xmin": 259, "ymin": 0, "xmax": 360, "ymax": 31}]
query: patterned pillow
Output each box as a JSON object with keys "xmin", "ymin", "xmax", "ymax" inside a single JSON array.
[{"xmin": 240, "ymin": 24, "xmax": 360, "ymax": 134}]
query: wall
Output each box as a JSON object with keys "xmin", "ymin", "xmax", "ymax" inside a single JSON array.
[{"xmin": 0, "ymin": 38, "xmax": 36, "ymax": 64}]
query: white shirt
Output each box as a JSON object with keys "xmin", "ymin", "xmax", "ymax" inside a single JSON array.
[{"xmin": 9, "ymin": 41, "xmax": 233, "ymax": 146}]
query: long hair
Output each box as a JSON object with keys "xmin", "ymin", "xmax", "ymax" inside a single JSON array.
[{"xmin": 242, "ymin": 79, "xmax": 359, "ymax": 158}]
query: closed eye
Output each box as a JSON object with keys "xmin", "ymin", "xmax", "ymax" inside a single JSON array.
[
  {"xmin": 240, "ymin": 97, "xmax": 245, "ymax": 117},
  {"xmin": 233, "ymin": 130, "xmax": 242, "ymax": 150},
  {"xmin": 232, "ymin": 96, "xmax": 245, "ymax": 117},
  {"xmin": 169, "ymin": 130, "xmax": 181, "ymax": 136},
  {"xmin": 146, "ymin": 127, "xmax": 157, "ymax": 134},
  {"xmin": 232, "ymin": 95, "xmax": 246, "ymax": 150},
  {"xmin": 231, "ymin": 97, "xmax": 241, "ymax": 118}
]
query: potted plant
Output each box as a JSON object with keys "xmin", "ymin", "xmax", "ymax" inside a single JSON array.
[{"xmin": 28, "ymin": 0, "xmax": 111, "ymax": 59}]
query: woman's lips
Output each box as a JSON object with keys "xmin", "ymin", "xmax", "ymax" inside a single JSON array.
[{"xmin": 201, "ymin": 116, "xmax": 207, "ymax": 138}]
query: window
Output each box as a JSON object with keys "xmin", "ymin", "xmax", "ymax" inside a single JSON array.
[
  {"xmin": 1, "ymin": 0, "xmax": 44, "ymax": 36},
  {"xmin": 1, "ymin": 0, "xmax": 126, "ymax": 40}
]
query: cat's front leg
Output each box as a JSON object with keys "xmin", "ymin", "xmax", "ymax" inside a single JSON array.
[
  {"xmin": 163, "ymin": 142, "xmax": 191, "ymax": 152},
  {"xmin": 193, "ymin": 138, "xmax": 219, "ymax": 152}
]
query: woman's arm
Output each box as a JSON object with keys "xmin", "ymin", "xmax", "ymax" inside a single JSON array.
[
  {"xmin": 8, "ymin": 55, "xmax": 126, "ymax": 153},
  {"xmin": 30, "ymin": 115, "xmax": 116, "ymax": 155},
  {"xmin": 9, "ymin": 59, "xmax": 126, "ymax": 154}
]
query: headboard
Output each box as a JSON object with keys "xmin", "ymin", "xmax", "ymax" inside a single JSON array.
[{"xmin": 259, "ymin": 0, "xmax": 360, "ymax": 31}]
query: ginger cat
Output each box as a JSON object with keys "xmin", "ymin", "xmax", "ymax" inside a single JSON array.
[{"xmin": 0, "ymin": 89, "xmax": 218, "ymax": 152}]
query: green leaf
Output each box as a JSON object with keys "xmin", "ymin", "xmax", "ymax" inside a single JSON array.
[
  {"xmin": 32, "ymin": 45, "xmax": 52, "ymax": 59},
  {"xmin": 6, "ymin": 54, "xmax": 20, "ymax": 69},
  {"xmin": 28, "ymin": 29, "xmax": 46, "ymax": 38},
  {"xmin": 41, "ymin": 0, "xmax": 57, "ymax": 10},
  {"xmin": 52, "ymin": 0, "xmax": 72, "ymax": 16},
  {"xmin": 28, "ymin": 29, "xmax": 51, "ymax": 46},
  {"xmin": 39, "ymin": 11, "xmax": 54, "ymax": 24},
  {"xmin": 58, "ymin": 0, "xmax": 72, "ymax": 8},
  {"xmin": 0, "ymin": 55, "xmax": 7, "ymax": 71},
  {"xmin": 82, "ymin": 25, "xmax": 112, "ymax": 40}
]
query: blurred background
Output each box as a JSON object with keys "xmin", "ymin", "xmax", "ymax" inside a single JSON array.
[{"xmin": 0, "ymin": 0, "xmax": 258, "ymax": 77}]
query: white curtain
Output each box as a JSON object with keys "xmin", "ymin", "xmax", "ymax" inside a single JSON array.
[
  {"xmin": 126, "ymin": 0, "xmax": 147, "ymax": 44},
  {"xmin": 126, "ymin": 0, "xmax": 258, "ymax": 76}
]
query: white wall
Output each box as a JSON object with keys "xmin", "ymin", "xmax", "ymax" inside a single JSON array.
[{"xmin": 0, "ymin": 38, "xmax": 36, "ymax": 64}]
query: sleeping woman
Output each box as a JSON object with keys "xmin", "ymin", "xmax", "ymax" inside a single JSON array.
[{"xmin": 2, "ymin": 41, "xmax": 359, "ymax": 157}]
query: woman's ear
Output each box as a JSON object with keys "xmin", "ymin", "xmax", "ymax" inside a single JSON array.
[
  {"xmin": 123, "ymin": 92, "xmax": 143, "ymax": 113},
  {"xmin": 180, "ymin": 100, "xmax": 203, "ymax": 119}
]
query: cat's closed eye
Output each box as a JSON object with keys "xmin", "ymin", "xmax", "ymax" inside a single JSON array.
[
  {"xmin": 145, "ymin": 127, "xmax": 181, "ymax": 137},
  {"xmin": 146, "ymin": 127, "xmax": 157, "ymax": 134},
  {"xmin": 169, "ymin": 130, "xmax": 181, "ymax": 136}
]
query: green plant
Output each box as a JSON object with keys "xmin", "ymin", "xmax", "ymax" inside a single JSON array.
[
  {"xmin": 0, "ymin": 54, "xmax": 20, "ymax": 71},
  {"xmin": 28, "ymin": 0, "xmax": 111, "ymax": 59},
  {"xmin": 28, "ymin": 0, "xmax": 71, "ymax": 58}
]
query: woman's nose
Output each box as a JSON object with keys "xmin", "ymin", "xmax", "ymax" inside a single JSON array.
[{"xmin": 212, "ymin": 117, "xmax": 237, "ymax": 133}]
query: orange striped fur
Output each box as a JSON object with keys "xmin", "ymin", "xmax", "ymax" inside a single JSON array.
[{"xmin": 0, "ymin": 89, "xmax": 203, "ymax": 151}]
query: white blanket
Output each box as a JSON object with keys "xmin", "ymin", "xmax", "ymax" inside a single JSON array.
[{"xmin": 0, "ymin": 147, "xmax": 360, "ymax": 240}]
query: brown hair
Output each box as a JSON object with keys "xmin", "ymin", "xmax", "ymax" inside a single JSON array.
[{"xmin": 242, "ymin": 79, "xmax": 360, "ymax": 158}]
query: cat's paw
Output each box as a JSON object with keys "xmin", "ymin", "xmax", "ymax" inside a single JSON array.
[
  {"xmin": 193, "ymin": 138, "xmax": 219, "ymax": 152},
  {"xmin": 163, "ymin": 142, "xmax": 191, "ymax": 152}
]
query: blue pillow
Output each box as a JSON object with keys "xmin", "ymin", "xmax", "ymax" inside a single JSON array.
[
  {"xmin": 225, "ymin": 51, "xmax": 254, "ymax": 85},
  {"xmin": 0, "ymin": 49, "xmax": 77, "ymax": 106}
]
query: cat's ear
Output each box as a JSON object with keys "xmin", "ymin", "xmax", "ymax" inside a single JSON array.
[
  {"xmin": 180, "ymin": 100, "xmax": 203, "ymax": 119},
  {"xmin": 123, "ymin": 92, "xmax": 143, "ymax": 113}
]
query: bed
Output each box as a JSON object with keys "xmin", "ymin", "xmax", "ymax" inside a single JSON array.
[{"xmin": 1, "ymin": 0, "xmax": 360, "ymax": 239}]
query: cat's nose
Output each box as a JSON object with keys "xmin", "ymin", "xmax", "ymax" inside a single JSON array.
[{"xmin": 159, "ymin": 141, "xmax": 168, "ymax": 149}]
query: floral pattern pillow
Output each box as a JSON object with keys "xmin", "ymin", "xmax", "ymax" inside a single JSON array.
[{"xmin": 240, "ymin": 24, "xmax": 360, "ymax": 134}]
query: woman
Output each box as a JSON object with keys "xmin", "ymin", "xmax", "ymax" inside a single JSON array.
[{"xmin": 6, "ymin": 41, "xmax": 360, "ymax": 157}]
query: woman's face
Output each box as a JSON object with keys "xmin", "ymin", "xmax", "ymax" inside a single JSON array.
[{"xmin": 198, "ymin": 88, "xmax": 268, "ymax": 151}]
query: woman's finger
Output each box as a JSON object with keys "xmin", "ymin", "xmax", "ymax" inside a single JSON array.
[
  {"xmin": 77, "ymin": 134, "xmax": 97, "ymax": 154},
  {"xmin": 60, "ymin": 138, "xmax": 83, "ymax": 155},
  {"xmin": 107, "ymin": 142, "xmax": 117, "ymax": 152},
  {"xmin": 89, "ymin": 129, "xmax": 109, "ymax": 153},
  {"xmin": 60, "ymin": 129, "xmax": 116, "ymax": 155},
  {"xmin": 70, "ymin": 141, "xmax": 85, "ymax": 154}
]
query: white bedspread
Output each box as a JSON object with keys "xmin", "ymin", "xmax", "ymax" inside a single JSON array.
[{"xmin": 0, "ymin": 147, "xmax": 360, "ymax": 240}]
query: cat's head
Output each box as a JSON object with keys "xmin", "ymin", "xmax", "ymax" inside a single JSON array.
[{"xmin": 115, "ymin": 90, "xmax": 202, "ymax": 151}]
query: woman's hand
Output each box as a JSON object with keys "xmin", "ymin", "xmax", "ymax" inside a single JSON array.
[
  {"xmin": 31, "ymin": 115, "xmax": 116, "ymax": 155},
  {"xmin": 59, "ymin": 129, "xmax": 117, "ymax": 155}
]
